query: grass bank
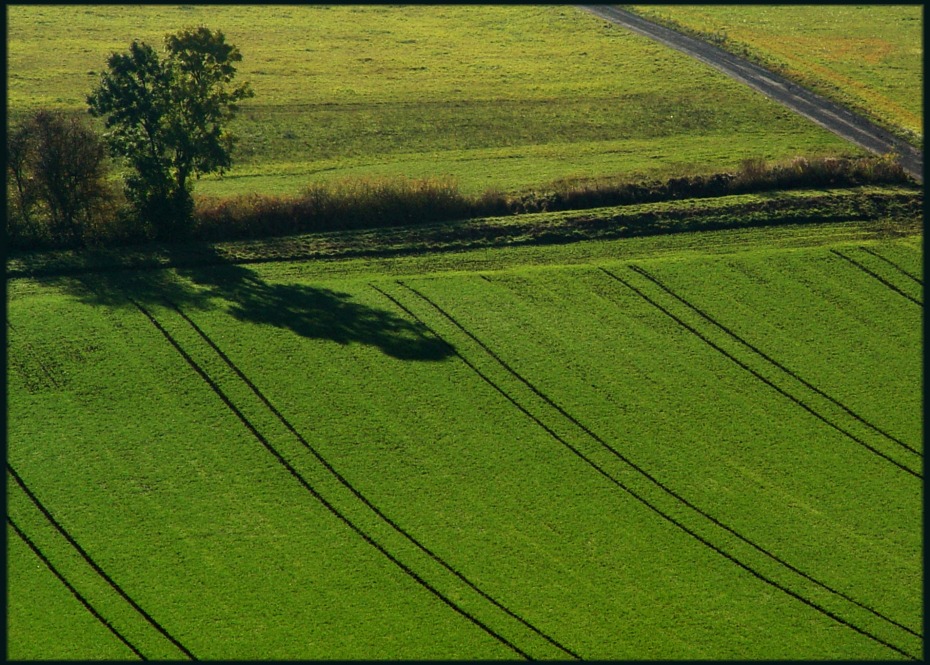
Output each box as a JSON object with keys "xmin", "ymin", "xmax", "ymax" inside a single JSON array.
[{"xmin": 624, "ymin": 5, "xmax": 923, "ymax": 147}]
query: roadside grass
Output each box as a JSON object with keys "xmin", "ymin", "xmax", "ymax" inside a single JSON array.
[
  {"xmin": 625, "ymin": 5, "xmax": 923, "ymax": 146},
  {"xmin": 7, "ymin": 224, "xmax": 922, "ymax": 659},
  {"xmin": 8, "ymin": 5, "xmax": 862, "ymax": 198}
]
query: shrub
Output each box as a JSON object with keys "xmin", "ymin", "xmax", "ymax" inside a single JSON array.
[{"xmin": 6, "ymin": 110, "xmax": 119, "ymax": 249}]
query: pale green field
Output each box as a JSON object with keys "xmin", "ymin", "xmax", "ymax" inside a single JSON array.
[
  {"xmin": 627, "ymin": 4, "xmax": 923, "ymax": 145},
  {"xmin": 7, "ymin": 4, "xmax": 860, "ymax": 197}
]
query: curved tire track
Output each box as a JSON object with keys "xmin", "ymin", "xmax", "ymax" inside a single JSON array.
[
  {"xmin": 858, "ymin": 247, "xmax": 923, "ymax": 286},
  {"xmin": 7, "ymin": 516, "xmax": 146, "ymax": 660},
  {"xmin": 579, "ymin": 5, "xmax": 923, "ymax": 182},
  {"xmin": 629, "ymin": 264, "xmax": 921, "ymax": 459},
  {"xmin": 128, "ymin": 297, "xmax": 533, "ymax": 660},
  {"xmin": 830, "ymin": 249, "xmax": 923, "ymax": 307},
  {"xmin": 7, "ymin": 464, "xmax": 196, "ymax": 660},
  {"xmin": 376, "ymin": 280, "xmax": 919, "ymax": 660},
  {"xmin": 163, "ymin": 299, "xmax": 580, "ymax": 660},
  {"xmin": 598, "ymin": 267, "xmax": 921, "ymax": 479},
  {"xmin": 481, "ymin": 269, "xmax": 922, "ymax": 639}
]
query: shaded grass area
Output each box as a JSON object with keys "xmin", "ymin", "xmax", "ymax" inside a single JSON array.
[{"xmin": 624, "ymin": 5, "xmax": 923, "ymax": 146}]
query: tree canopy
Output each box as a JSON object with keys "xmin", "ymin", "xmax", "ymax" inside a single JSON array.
[{"xmin": 87, "ymin": 26, "xmax": 253, "ymax": 239}]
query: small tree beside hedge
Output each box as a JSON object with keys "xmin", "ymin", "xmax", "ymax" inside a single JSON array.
[{"xmin": 6, "ymin": 110, "xmax": 116, "ymax": 247}]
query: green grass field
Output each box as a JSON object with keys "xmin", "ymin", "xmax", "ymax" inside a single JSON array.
[
  {"xmin": 6, "ymin": 4, "xmax": 923, "ymax": 659},
  {"xmin": 626, "ymin": 4, "xmax": 923, "ymax": 146},
  {"xmin": 7, "ymin": 217, "xmax": 922, "ymax": 659},
  {"xmin": 8, "ymin": 4, "xmax": 866, "ymax": 197}
]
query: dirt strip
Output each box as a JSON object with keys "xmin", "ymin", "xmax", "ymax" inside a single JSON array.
[{"xmin": 579, "ymin": 6, "xmax": 923, "ymax": 183}]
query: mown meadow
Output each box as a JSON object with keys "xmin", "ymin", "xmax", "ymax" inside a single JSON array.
[
  {"xmin": 7, "ymin": 216, "xmax": 922, "ymax": 659},
  {"xmin": 8, "ymin": 4, "xmax": 864, "ymax": 199},
  {"xmin": 626, "ymin": 4, "xmax": 923, "ymax": 146}
]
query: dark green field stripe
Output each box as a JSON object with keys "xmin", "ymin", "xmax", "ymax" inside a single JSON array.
[
  {"xmin": 7, "ymin": 465, "xmax": 196, "ymax": 660},
  {"xmin": 599, "ymin": 267, "xmax": 921, "ymax": 480},
  {"xmin": 165, "ymin": 298, "xmax": 581, "ymax": 661},
  {"xmin": 858, "ymin": 246, "xmax": 923, "ymax": 285},
  {"xmin": 7, "ymin": 517, "xmax": 146, "ymax": 661},
  {"xmin": 629, "ymin": 264, "xmax": 921, "ymax": 460},
  {"xmin": 830, "ymin": 249, "xmax": 923, "ymax": 307},
  {"xmin": 622, "ymin": 265, "xmax": 922, "ymax": 639},
  {"xmin": 388, "ymin": 280, "xmax": 919, "ymax": 661},
  {"xmin": 129, "ymin": 298, "xmax": 533, "ymax": 661}
]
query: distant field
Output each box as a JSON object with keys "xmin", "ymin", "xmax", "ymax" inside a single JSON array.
[
  {"xmin": 8, "ymin": 218, "xmax": 922, "ymax": 659},
  {"xmin": 7, "ymin": 5, "xmax": 861, "ymax": 197},
  {"xmin": 626, "ymin": 5, "xmax": 923, "ymax": 146}
]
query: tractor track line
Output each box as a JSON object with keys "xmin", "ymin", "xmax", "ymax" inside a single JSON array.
[
  {"xmin": 483, "ymin": 270, "xmax": 922, "ymax": 639},
  {"xmin": 629, "ymin": 264, "xmax": 921, "ymax": 459},
  {"xmin": 129, "ymin": 298, "xmax": 533, "ymax": 661},
  {"xmin": 7, "ymin": 464, "xmax": 196, "ymax": 660},
  {"xmin": 164, "ymin": 298, "xmax": 581, "ymax": 661},
  {"xmin": 379, "ymin": 281, "xmax": 918, "ymax": 660},
  {"xmin": 7, "ymin": 516, "xmax": 147, "ymax": 660},
  {"xmin": 857, "ymin": 247, "xmax": 923, "ymax": 286},
  {"xmin": 598, "ymin": 268, "xmax": 921, "ymax": 480},
  {"xmin": 830, "ymin": 250, "xmax": 923, "ymax": 307},
  {"xmin": 7, "ymin": 320, "xmax": 62, "ymax": 390}
]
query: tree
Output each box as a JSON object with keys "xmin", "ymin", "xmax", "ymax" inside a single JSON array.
[
  {"xmin": 7, "ymin": 110, "xmax": 113, "ymax": 245},
  {"xmin": 87, "ymin": 27, "xmax": 253, "ymax": 240}
]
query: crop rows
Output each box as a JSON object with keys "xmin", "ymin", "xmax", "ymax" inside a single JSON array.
[
  {"xmin": 370, "ymin": 275, "xmax": 920, "ymax": 659},
  {"xmin": 7, "ymin": 465, "xmax": 195, "ymax": 659},
  {"xmin": 7, "ymin": 237, "xmax": 921, "ymax": 659}
]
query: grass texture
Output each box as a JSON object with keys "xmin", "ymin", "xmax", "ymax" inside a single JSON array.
[
  {"xmin": 626, "ymin": 5, "xmax": 923, "ymax": 145},
  {"xmin": 7, "ymin": 5, "xmax": 862, "ymax": 197},
  {"xmin": 7, "ymin": 223, "xmax": 922, "ymax": 660}
]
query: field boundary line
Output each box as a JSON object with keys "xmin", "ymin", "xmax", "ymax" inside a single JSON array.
[
  {"xmin": 7, "ymin": 464, "xmax": 196, "ymax": 660},
  {"xmin": 858, "ymin": 247, "xmax": 923, "ymax": 285},
  {"xmin": 7, "ymin": 516, "xmax": 146, "ymax": 660},
  {"xmin": 127, "ymin": 297, "xmax": 534, "ymax": 661},
  {"xmin": 830, "ymin": 250, "xmax": 923, "ymax": 307},
  {"xmin": 383, "ymin": 280, "xmax": 919, "ymax": 660},
  {"xmin": 599, "ymin": 267, "xmax": 921, "ymax": 480},
  {"xmin": 165, "ymin": 298, "xmax": 581, "ymax": 661},
  {"xmin": 629, "ymin": 264, "xmax": 921, "ymax": 459}
]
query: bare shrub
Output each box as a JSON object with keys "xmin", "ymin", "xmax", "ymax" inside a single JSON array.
[{"xmin": 6, "ymin": 110, "xmax": 119, "ymax": 248}]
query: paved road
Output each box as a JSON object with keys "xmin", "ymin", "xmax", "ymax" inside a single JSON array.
[{"xmin": 580, "ymin": 5, "xmax": 923, "ymax": 183}]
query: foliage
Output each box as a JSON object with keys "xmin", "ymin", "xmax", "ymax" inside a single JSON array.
[
  {"xmin": 189, "ymin": 156, "xmax": 912, "ymax": 243},
  {"xmin": 6, "ymin": 110, "xmax": 117, "ymax": 247},
  {"xmin": 87, "ymin": 26, "xmax": 253, "ymax": 240}
]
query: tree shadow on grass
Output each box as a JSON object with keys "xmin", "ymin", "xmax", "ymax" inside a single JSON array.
[{"xmin": 47, "ymin": 248, "xmax": 453, "ymax": 362}]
